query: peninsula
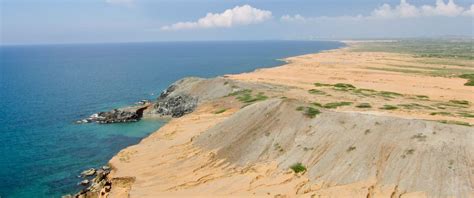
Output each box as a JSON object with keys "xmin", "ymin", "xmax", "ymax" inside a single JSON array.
[{"xmin": 74, "ymin": 40, "xmax": 474, "ymax": 198}]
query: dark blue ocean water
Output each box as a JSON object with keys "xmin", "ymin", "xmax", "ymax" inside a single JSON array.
[{"xmin": 0, "ymin": 41, "xmax": 343, "ymax": 197}]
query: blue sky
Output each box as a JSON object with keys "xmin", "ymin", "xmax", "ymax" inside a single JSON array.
[{"xmin": 1, "ymin": 0, "xmax": 473, "ymax": 44}]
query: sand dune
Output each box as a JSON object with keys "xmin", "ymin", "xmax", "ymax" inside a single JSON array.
[{"xmin": 100, "ymin": 42, "xmax": 473, "ymax": 198}]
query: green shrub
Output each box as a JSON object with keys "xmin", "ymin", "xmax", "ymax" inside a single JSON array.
[
  {"xmin": 236, "ymin": 91, "xmax": 268, "ymax": 103},
  {"xmin": 346, "ymin": 146, "xmax": 356, "ymax": 152},
  {"xmin": 333, "ymin": 83, "xmax": 356, "ymax": 91},
  {"xmin": 323, "ymin": 102, "xmax": 353, "ymax": 109},
  {"xmin": 304, "ymin": 107, "xmax": 321, "ymax": 118},
  {"xmin": 214, "ymin": 108, "xmax": 227, "ymax": 114},
  {"xmin": 459, "ymin": 74, "xmax": 474, "ymax": 86},
  {"xmin": 314, "ymin": 82, "xmax": 332, "ymax": 87},
  {"xmin": 356, "ymin": 103, "xmax": 372, "ymax": 108},
  {"xmin": 437, "ymin": 120, "xmax": 471, "ymax": 126},
  {"xmin": 380, "ymin": 105, "xmax": 398, "ymax": 110},
  {"xmin": 429, "ymin": 112, "xmax": 452, "ymax": 116},
  {"xmin": 458, "ymin": 112, "xmax": 474, "ymax": 118},
  {"xmin": 415, "ymin": 95, "xmax": 429, "ymax": 100},
  {"xmin": 308, "ymin": 89, "xmax": 326, "ymax": 95},
  {"xmin": 378, "ymin": 91, "xmax": 403, "ymax": 98},
  {"xmin": 290, "ymin": 163, "xmax": 307, "ymax": 173},
  {"xmin": 449, "ymin": 100, "xmax": 469, "ymax": 105}
]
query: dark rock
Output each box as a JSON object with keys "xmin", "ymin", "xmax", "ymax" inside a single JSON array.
[
  {"xmin": 77, "ymin": 104, "xmax": 149, "ymax": 124},
  {"xmin": 154, "ymin": 94, "xmax": 197, "ymax": 118},
  {"xmin": 158, "ymin": 85, "xmax": 176, "ymax": 100}
]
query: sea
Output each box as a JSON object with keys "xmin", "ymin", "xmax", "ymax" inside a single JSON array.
[{"xmin": 0, "ymin": 41, "xmax": 343, "ymax": 197}]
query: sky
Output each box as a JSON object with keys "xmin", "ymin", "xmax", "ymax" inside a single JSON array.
[{"xmin": 0, "ymin": 0, "xmax": 473, "ymax": 45}]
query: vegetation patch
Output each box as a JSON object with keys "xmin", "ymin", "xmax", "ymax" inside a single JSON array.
[
  {"xmin": 290, "ymin": 163, "xmax": 307, "ymax": 173},
  {"xmin": 308, "ymin": 89, "xmax": 326, "ymax": 95},
  {"xmin": 323, "ymin": 102, "xmax": 353, "ymax": 109},
  {"xmin": 314, "ymin": 82, "xmax": 332, "ymax": 87},
  {"xmin": 305, "ymin": 107, "xmax": 321, "ymax": 118},
  {"xmin": 378, "ymin": 91, "xmax": 403, "ymax": 98},
  {"xmin": 214, "ymin": 108, "xmax": 227, "ymax": 114},
  {"xmin": 356, "ymin": 103, "xmax": 372, "ymax": 108},
  {"xmin": 274, "ymin": 143, "xmax": 284, "ymax": 152},
  {"xmin": 227, "ymin": 89, "xmax": 252, "ymax": 96},
  {"xmin": 235, "ymin": 91, "xmax": 268, "ymax": 104},
  {"xmin": 353, "ymin": 88, "xmax": 377, "ymax": 97},
  {"xmin": 459, "ymin": 74, "xmax": 474, "ymax": 86},
  {"xmin": 437, "ymin": 120, "xmax": 471, "ymax": 127},
  {"xmin": 346, "ymin": 146, "xmax": 356, "ymax": 152},
  {"xmin": 311, "ymin": 102, "xmax": 323, "ymax": 108},
  {"xmin": 411, "ymin": 133, "xmax": 427, "ymax": 141},
  {"xmin": 398, "ymin": 103, "xmax": 434, "ymax": 110},
  {"xmin": 415, "ymin": 95, "xmax": 429, "ymax": 100},
  {"xmin": 430, "ymin": 112, "xmax": 452, "ymax": 116},
  {"xmin": 458, "ymin": 112, "xmax": 474, "ymax": 118},
  {"xmin": 380, "ymin": 105, "xmax": 398, "ymax": 110},
  {"xmin": 449, "ymin": 100, "xmax": 470, "ymax": 105},
  {"xmin": 332, "ymin": 83, "xmax": 356, "ymax": 91}
]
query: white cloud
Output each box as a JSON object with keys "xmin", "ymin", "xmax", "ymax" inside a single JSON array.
[
  {"xmin": 281, "ymin": 14, "xmax": 306, "ymax": 22},
  {"xmin": 462, "ymin": 4, "xmax": 474, "ymax": 16},
  {"xmin": 161, "ymin": 5, "xmax": 272, "ymax": 31},
  {"xmin": 105, "ymin": 0, "xmax": 134, "ymax": 6},
  {"xmin": 421, "ymin": 0, "xmax": 465, "ymax": 17},
  {"xmin": 371, "ymin": 0, "xmax": 469, "ymax": 18},
  {"xmin": 371, "ymin": 0, "xmax": 420, "ymax": 18}
]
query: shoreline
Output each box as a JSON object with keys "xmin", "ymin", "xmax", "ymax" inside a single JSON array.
[{"xmin": 72, "ymin": 40, "xmax": 473, "ymax": 197}]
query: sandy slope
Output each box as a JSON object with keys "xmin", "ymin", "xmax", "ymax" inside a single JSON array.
[{"xmin": 102, "ymin": 43, "xmax": 474, "ymax": 198}]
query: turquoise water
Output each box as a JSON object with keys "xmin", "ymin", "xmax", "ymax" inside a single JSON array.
[{"xmin": 0, "ymin": 41, "xmax": 343, "ymax": 197}]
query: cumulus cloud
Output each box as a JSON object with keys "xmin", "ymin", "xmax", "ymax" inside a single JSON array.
[
  {"xmin": 462, "ymin": 5, "xmax": 474, "ymax": 16},
  {"xmin": 105, "ymin": 0, "xmax": 134, "ymax": 5},
  {"xmin": 372, "ymin": 0, "xmax": 420, "ymax": 18},
  {"xmin": 281, "ymin": 14, "xmax": 306, "ymax": 22},
  {"xmin": 421, "ymin": 0, "xmax": 465, "ymax": 17},
  {"xmin": 371, "ymin": 0, "xmax": 471, "ymax": 18},
  {"xmin": 161, "ymin": 5, "xmax": 272, "ymax": 31},
  {"xmin": 282, "ymin": 0, "xmax": 472, "ymax": 23}
]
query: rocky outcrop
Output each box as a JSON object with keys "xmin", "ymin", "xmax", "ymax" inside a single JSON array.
[
  {"xmin": 63, "ymin": 166, "xmax": 112, "ymax": 198},
  {"xmin": 76, "ymin": 103, "xmax": 150, "ymax": 124},
  {"xmin": 153, "ymin": 94, "xmax": 197, "ymax": 118}
]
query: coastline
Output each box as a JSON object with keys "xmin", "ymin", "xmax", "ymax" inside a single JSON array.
[{"xmin": 75, "ymin": 41, "xmax": 473, "ymax": 197}]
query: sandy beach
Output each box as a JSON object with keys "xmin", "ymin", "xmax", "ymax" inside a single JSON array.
[{"xmin": 100, "ymin": 41, "xmax": 473, "ymax": 198}]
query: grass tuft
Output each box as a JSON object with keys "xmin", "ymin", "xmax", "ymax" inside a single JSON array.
[
  {"xmin": 449, "ymin": 100, "xmax": 470, "ymax": 105},
  {"xmin": 214, "ymin": 108, "xmax": 227, "ymax": 114},
  {"xmin": 437, "ymin": 120, "xmax": 471, "ymax": 126},
  {"xmin": 308, "ymin": 89, "xmax": 326, "ymax": 95},
  {"xmin": 235, "ymin": 91, "xmax": 268, "ymax": 103},
  {"xmin": 304, "ymin": 107, "xmax": 321, "ymax": 118},
  {"xmin": 430, "ymin": 112, "xmax": 452, "ymax": 116},
  {"xmin": 356, "ymin": 103, "xmax": 372, "ymax": 108},
  {"xmin": 380, "ymin": 105, "xmax": 398, "ymax": 110},
  {"xmin": 323, "ymin": 102, "xmax": 353, "ymax": 109},
  {"xmin": 290, "ymin": 163, "xmax": 307, "ymax": 173},
  {"xmin": 314, "ymin": 82, "xmax": 332, "ymax": 87},
  {"xmin": 459, "ymin": 74, "xmax": 474, "ymax": 86},
  {"xmin": 346, "ymin": 146, "xmax": 356, "ymax": 152},
  {"xmin": 333, "ymin": 83, "xmax": 356, "ymax": 91},
  {"xmin": 378, "ymin": 91, "xmax": 403, "ymax": 98}
]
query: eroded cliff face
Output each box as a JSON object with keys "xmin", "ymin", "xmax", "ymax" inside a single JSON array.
[{"xmin": 98, "ymin": 77, "xmax": 473, "ymax": 198}]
